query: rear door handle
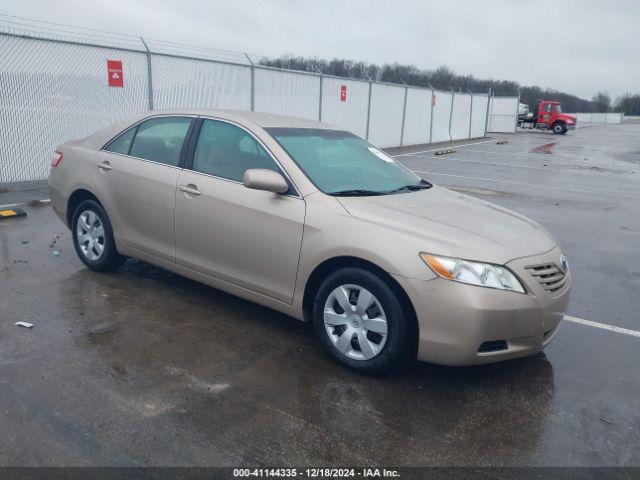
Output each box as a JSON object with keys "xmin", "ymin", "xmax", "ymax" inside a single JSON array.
[
  {"xmin": 97, "ymin": 161, "xmax": 112, "ymax": 171},
  {"xmin": 179, "ymin": 184, "xmax": 202, "ymax": 196}
]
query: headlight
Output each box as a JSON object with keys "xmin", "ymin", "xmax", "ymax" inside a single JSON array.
[{"xmin": 420, "ymin": 253, "xmax": 525, "ymax": 293}]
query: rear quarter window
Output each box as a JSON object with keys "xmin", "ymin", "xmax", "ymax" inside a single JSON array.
[{"xmin": 104, "ymin": 127, "xmax": 136, "ymax": 155}]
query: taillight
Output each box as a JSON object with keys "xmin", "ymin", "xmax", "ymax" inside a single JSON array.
[{"xmin": 52, "ymin": 151, "xmax": 63, "ymax": 167}]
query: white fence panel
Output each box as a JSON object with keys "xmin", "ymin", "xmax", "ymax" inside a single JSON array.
[
  {"xmin": 367, "ymin": 83, "xmax": 405, "ymax": 147},
  {"xmin": 152, "ymin": 55, "xmax": 251, "ymax": 110},
  {"xmin": 431, "ymin": 91, "xmax": 453, "ymax": 143},
  {"xmin": 254, "ymin": 68, "xmax": 319, "ymax": 120},
  {"xmin": 321, "ymin": 77, "xmax": 369, "ymax": 138},
  {"xmin": 450, "ymin": 93, "xmax": 472, "ymax": 140},
  {"xmin": 572, "ymin": 112, "xmax": 623, "ymax": 124},
  {"xmin": 471, "ymin": 94, "xmax": 489, "ymax": 137},
  {"xmin": 402, "ymin": 88, "xmax": 431, "ymax": 145},
  {"xmin": 488, "ymin": 96, "xmax": 518, "ymax": 133},
  {"xmin": 0, "ymin": 36, "xmax": 149, "ymax": 183}
]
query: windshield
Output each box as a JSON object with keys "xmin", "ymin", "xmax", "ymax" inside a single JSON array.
[
  {"xmin": 266, "ymin": 128, "xmax": 430, "ymax": 195},
  {"xmin": 552, "ymin": 104, "xmax": 563, "ymax": 113}
]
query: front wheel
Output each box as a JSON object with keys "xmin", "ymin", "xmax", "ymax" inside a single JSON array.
[
  {"xmin": 71, "ymin": 199, "xmax": 125, "ymax": 272},
  {"xmin": 312, "ymin": 267, "xmax": 416, "ymax": 374},
  {"xmin": 552, "ymin": 122, "xmax": 566, "ymax": 134}
]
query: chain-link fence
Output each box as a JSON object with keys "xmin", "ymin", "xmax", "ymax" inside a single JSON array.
[{"xmin": 1, "ymin": 16, "xmax": 496, "ymax": 183}]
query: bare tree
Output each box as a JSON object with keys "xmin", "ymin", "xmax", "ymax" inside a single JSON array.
[
  {"xmin": 260, "ymin": 55, "xmax": 605, "ymax": 112},
  {"xmin": 591, "ymin": 91, "xmax": 611, "ymax": 112}
]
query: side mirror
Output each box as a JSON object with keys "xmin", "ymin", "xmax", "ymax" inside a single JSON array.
[{"xmin": 243, "ymin": 169, "xmax": 289, "ymax": 194}]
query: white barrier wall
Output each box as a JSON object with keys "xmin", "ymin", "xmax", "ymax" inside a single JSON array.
[
  {"xmin": 471, "ymin": 95, "xmax": 489, "ymax": 138},
  {"xmin": 488, "ymin": 96, "xmax": 518, "ymax": 133},
  {"xmin": 0, "ymin": 36, "xmax": 149, "ymax": 183},
  {"xmin": 402, "ymin": 88, "xmax": 431, "ymax": 145},
  {"xmin": 254, "ymin": 68, "xmax": 320, "ymax": 120},
  {"xmin": 571, "ymin": 112, "xmax": 624, "ymax": 124},
  {"xmin": 431, "ymin": 91, "xmax": 453, "ymax": 143},
  {"xmin": 450, "ymin": 93, "xmax": 472, "ymax": 140},
  {"xmin": 367, "ymin": 83, "xmax": 405, "ymax": 147},
  {"xmin": 152, "ymin": 56, "xmax": 251, "ymax": 110},
  {"xmin": 320, "ymin": 77, "xmax": 369, "ymax": 138},
  {"xmin": 0, "ymin": 31, "xmax": 500, "ymax": 183}
]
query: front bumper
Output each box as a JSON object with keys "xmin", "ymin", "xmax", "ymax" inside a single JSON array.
[
  {"xmin": 567, "ymin": 124, "xmax": 576, "ymax": 130},
  {"xmin": 393, "ymin": 246, "xmax": 571, "ymax": 366}
]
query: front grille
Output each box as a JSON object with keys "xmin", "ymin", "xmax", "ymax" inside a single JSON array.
[{"xmin": 525, "ymin": 263, "xmax": 568, "ymax": 294}]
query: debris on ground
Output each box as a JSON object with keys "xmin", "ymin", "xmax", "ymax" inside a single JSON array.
[
  {"xmin": 89, "ymin": 322, "xmax": 116, "ymax": 335},
  {"xmin": 0, "ymin": 208, "xmax": 27, "ymax": 220},
  {"xmin": 599, "ymin": 415, "xmax": 615, "ymax": 425},
  {"xmin": 49, "ymin": 235, "xmax": 61, "ymax": 248},
  {"xmin": 434, "ymin": 147, "xmax": 456, "ymax": 156},
  {"xmin": 15, "ymin": 322, "xmax": 34, "ymax": 328},
  {"xmin": 28, "ymin": 198, "xmax": 51, "ymax": 206},
  {"xmin": 496, "ymin": 139, "xmax": 508, "ymax": 145},
  {"xmin": 53, "ymin": 250, "xmax": 61, "ymax": 257}
]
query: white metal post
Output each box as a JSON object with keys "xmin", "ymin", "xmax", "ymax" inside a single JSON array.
[
  {"xmin": 429, "ymin": 87, "xmax": 435, "ymax": 144},
  {"xmin": 484, "ymin": 87, "xmax": 492, "ymax": 136},
  {"xmin": 468, "ymin": 90, "xmax": 474, "ymax": 139},
  {"xmin": 140, "ymin": 37, "xmax": 154, "ymax": 110},
  {"xmin": 448, "ymin": 89, "xmax": 455, "ymax": 142},
  {"xmin": 514, "ymin": 89, "xmax": 521, "ymax": 133},
  {"xmin": 400, "ymin": 83, "xmax": 408, "ymax": 146},
  {"xmin": 244, "ymin": 53, "xmax": 255, "ymax": 111},
  {"xmin": 318, "ymin": 74, "xmax": 323, "ymax": 121},
  {"xmin": 365, "ymin": 80, "xmax": 373, "ymax": 140}
]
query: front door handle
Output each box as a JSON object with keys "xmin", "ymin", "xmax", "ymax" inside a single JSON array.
[
  {"xmin": 179, "ymin": 184, "xmax": 202, "ymax": 196},
  {"xmin": 97, "ymin": 161, "xmax": 112, "ymax": 171}
]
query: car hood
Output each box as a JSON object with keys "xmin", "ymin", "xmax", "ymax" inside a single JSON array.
[{"xmin": 335, "ymin": 186, "xmax": 556, "ymax": 265}]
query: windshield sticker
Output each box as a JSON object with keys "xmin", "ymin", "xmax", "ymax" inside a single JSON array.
[{"xmin": 368, "ymin": 147, "xmax": 395, "ymax": 163}]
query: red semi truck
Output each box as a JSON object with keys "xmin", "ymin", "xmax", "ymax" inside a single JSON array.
[{"xmin": 518, "ymin": 100, "xmax": 577, "ymax": 134}]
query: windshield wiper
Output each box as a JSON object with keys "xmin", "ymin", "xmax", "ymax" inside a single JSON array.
[
  {"xmin": 386, "ymin": 180, "xmax": 433, "ymax": 194},
  {"xmin": 329, "ymin": 189, "xmax": 386, "ymax": 196},
  {"xmin": 330, "ymin": 180, "xmax": 432, "ymax": 196}
]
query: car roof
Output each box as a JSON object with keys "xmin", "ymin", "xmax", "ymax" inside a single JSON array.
[
  {"xmin": 145, "ymin": 109, "xmax": 337, "ymax": 129},
  {"xmin": 69, "ymin": 109, "xmax": 340, "ymax": 150}
]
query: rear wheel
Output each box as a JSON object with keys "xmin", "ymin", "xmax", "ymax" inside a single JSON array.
[
  {"xmin": 71, "ymin": 199, "xmax": 125, "ymax": 272},
  {"xmin": 312, "ymin": 267, "xmax": 416, "ymax": 374}
]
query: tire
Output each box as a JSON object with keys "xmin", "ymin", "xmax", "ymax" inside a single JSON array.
[
  {"xmin": 312, "ymin": 267, "xmax": 416, "ymax": 374},
  {"xmin": 71, "ymin": 199, "xmax": 125, "ymax": 272},
  {"xmin": 552, "ymin": 122, "xmax": 565, "ymax": 134}
]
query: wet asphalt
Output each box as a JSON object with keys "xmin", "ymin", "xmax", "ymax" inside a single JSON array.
[{"xmin": 0, "ymin": 124, "xmax": 639, "ymax": 467}]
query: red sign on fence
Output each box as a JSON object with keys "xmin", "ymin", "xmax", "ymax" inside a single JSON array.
[
  {"xmin": 107, "ymin": 60, "xmax": 124, "ymax": 87},
  {"xmin": 340, "ymin": 85, "xmax": 347, "ymax": 102},
  {"xmin": 432, "ymin": 93, "xmax": 436, "ymax": 106}
]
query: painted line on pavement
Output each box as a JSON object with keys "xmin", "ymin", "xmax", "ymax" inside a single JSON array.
[
  {"xmin": 410, "ymin": 171, "xmax": 640, "ymax": 200},
  {"xmin": 564, "ymin": 315, "xmax": 640, "ymax": 338},
  {"xmin": 402, "ymin": 156, "xmax": 562, "ymax": 173}
]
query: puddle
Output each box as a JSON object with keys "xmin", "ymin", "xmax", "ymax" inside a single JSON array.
[{"xmin": 530, "ymin": 142, "xmax": 556, "ymax": 154}]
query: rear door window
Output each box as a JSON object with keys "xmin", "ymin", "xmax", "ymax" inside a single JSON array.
[{"xmin": 129, "ymin": 117, "xmax": 192, "ymax": 166}]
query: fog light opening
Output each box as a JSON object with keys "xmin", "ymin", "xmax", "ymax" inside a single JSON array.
[{"xmin": 478, "ymin": 340, "xmax": 508, "ymax": 353}]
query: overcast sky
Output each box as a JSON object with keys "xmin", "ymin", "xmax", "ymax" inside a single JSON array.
[{"xmin": 2, "ymin": 0, "xmax": 638, "ymax": 100}]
